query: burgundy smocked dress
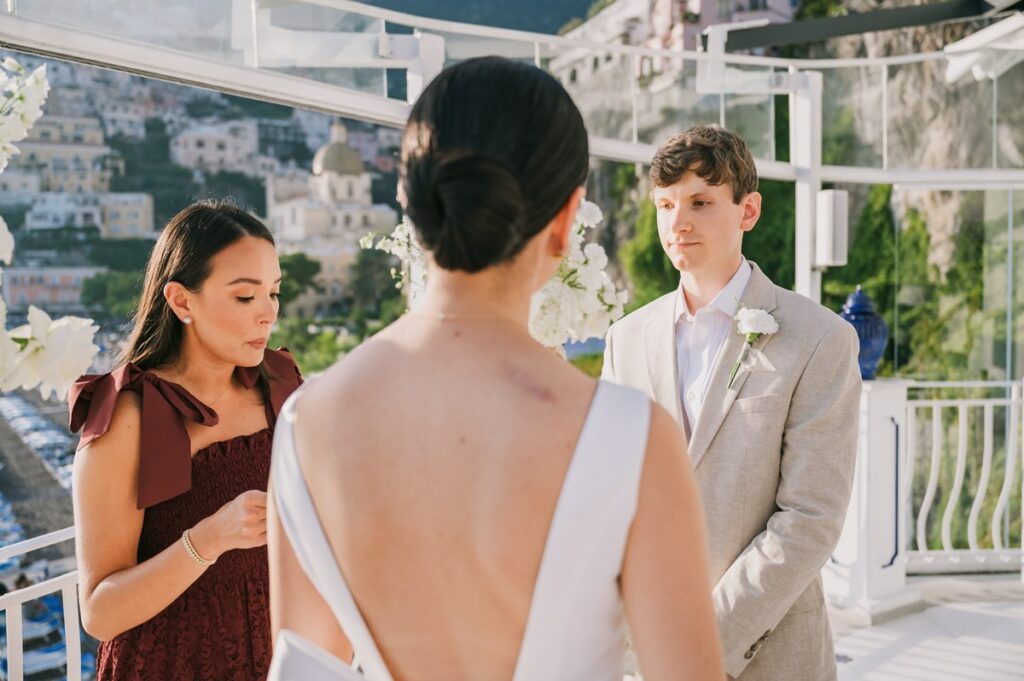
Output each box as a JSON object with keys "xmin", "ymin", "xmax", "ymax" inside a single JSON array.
[{"xmin": 67, "ymin": 348, "xmax": 303, "ymax": 681}]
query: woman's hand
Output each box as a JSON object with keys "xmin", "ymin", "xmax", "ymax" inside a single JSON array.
[{"xmin": 190, "ymin": 489, "xmax": 268, "ymax": 561}]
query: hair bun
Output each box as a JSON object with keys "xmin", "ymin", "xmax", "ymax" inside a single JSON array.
[{"xmin": 403, "ymin": 150, "xmax": 527, "ymax": 273}]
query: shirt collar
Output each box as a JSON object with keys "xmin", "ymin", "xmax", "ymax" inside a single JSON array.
[{"xmin": 675, "ymin": 258, "xmax": 752, "ymax": 323}]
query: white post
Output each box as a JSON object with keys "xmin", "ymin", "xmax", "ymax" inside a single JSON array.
[
  {"xmin": 790, "ymin": 69, "xmax": 822, "ymax": 303},
  {"xmin": 1018, "ymin": 380, "xmax": 1023, "ymax": 586},
  {"xmin": 824, "ymin": 379, "xmax": 924, "ymax": 624},
  {"xmin": 406, "ymin": 31, "xmax": 445, "ymax": 103}
]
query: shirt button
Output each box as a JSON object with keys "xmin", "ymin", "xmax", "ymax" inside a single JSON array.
[{"xmin": 688, "ymin": 391, "xmax": 697, "ymax": 402}]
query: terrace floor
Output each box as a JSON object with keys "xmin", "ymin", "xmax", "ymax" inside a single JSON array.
[{"xmin": 832, "ymin": 574, "xmax": 1024, "ymax": 681}]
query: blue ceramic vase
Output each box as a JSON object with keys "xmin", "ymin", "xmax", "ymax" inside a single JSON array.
[{"xmin": 840, "ymin": 285, "xmax": 888, "ymax": 380}]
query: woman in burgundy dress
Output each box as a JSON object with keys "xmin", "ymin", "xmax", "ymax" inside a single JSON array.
[{"xmin": 68, "ymin": 200, "xmax": 302, "ymax": 680}]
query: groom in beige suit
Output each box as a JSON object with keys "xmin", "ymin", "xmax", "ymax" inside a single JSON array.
[{"xmin": 603, "ymin": 126, "xmax": 861, "ymax": 680}]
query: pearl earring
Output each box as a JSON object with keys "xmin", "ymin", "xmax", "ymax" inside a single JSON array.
[{"xmin": 182, "ymin": 316, "xmax": 192, "ymax": 325}]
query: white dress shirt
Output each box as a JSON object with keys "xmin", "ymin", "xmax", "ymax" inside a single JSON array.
[{"xmin": 675, "ymin": 259, "xmax": 752, "ymax": 436}]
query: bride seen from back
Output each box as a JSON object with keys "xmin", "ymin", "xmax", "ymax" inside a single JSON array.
[{"xmin": 267, "ymin": 56, "xmax": 725, "ymax": 681}]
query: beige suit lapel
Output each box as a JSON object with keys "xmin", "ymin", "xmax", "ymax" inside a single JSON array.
[
  {"xmin": 687, "ymin": 263, "xmax": 778, "ymax": 469},
  {"xmin": 642, "ymin": 293, "xmax": 685, "ymax": 429}
]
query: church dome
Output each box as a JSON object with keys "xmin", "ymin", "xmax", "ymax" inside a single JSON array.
[{"xmin": 312, "ymin": 122, "xmax": 364, "ymax": 176}]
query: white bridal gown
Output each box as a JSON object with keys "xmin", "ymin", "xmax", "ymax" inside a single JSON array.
[{"xmin": 268, "ymin": 380, "xmax": 651, "ymax": 681}]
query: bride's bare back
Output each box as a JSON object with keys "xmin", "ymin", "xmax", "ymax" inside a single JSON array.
[{"xmin": 286, "ymin": 318, "xmax": 598, "ymax": 679}]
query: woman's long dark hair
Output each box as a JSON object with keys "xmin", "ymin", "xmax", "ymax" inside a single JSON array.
[
  {"xmin": 120, "ymin": 201, "xmax": 276, "ymax": 395},
  {"xmin": 401, "ymin": 56, "xmax": 590, "ymax": 273}
]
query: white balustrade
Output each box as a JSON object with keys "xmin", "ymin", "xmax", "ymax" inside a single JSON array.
[
  {"xmin": 905, "ymin": 382, "xmax": 1023, "ymax": 574},
  {"xmin": 0, "ymin": 528, "xmax": 81, "ymax": 681}
]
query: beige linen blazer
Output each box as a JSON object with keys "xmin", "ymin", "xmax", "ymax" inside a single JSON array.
[{"xmin": 603, "ymin": 263, "xmax": 861, "ymax": 680}]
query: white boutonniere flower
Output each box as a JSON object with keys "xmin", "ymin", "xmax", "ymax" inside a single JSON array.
[{"xmin": 727, "ymin": 306, "xmax": 779, "ymax": 390}]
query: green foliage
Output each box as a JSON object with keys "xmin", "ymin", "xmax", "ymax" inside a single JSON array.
[
  {"xmin": 619, "ymin": 200, "xmax": 677, "ymax": 309},
  {"xmin": 86, "ymin": 239, "xmax": 154, "ymax": 271},
  {"xmin": 224, "ymin": 94, "xmax": 293, "ymax": 120},
  {"xmin": 570, "ymin": 352, "xmax": 603, "ymax": 378},
  {"xmin": 109, "ymin": 119, "xmax": 198, "ymax": 227},
  {"xmin": 371, "ymin": 169, "xmax": 400, "ymax": 211},
  {"xmin": 795, "ymin": 0, "xmax": 847, "ymax": 21},
  {"xmin": 278, "ymin": 253, "xmax": 322, "ymax": 311},
  {"xmin": 81, "ymin": 270, "xmax": 143, "ymax": 318},
  {"xmin": 744, "ymin": 179, "xmax": 795, "ymax": 289},
  {"xmin": 823, "ymin": 185, "xmax": 902, "ymax": 374},
  {"xmin": 184, "ymin": 96, "xmax": 236, "ymax": 119},
  {"xmin": 585, "ymin": 0, "xmax": 615, "ymax": 18},
  {"xmin": 0, "ymin": 204, "xmax": 30, "ymax": 230},
  {"xmin": 346, "ymin": 248, "xmax": 405, "ymax": 335},
  {"xmin": 269, "ymin": 318, "xmax": 355, "ymax": 375},
  {"xmin": 558, "ymin": 16, "xmax": 582, "ymax": 34}
]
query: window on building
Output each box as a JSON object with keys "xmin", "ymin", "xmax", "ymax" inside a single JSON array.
[
  {"xmin": 362, "ymin": 215, "xmax": 370, "ymax": 227},
  {"xmin": 344, "ymin": 214, "xmax": 351, "ymax": 227},
  {"xmin": 749, "ymin": 0, "xmax": 767, "ymax": 9},
  {"xmin": 196, "ymin": 139, "xmax": 205, "ymax": 149}
]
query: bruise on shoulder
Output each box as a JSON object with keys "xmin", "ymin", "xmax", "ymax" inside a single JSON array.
[{"xmin": 500, "ymin": 362, "xmax": 556, "ymax": 403}]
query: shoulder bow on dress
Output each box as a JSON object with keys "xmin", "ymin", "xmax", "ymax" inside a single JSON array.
[{"xmin": 68, "ymin": 348, "xmax": 302, "ymax": 509}]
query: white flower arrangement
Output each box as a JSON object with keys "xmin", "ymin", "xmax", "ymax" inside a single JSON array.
[
  {"xmin": 358, "ymin": 214, "xmax": 426, "ymax": 295},
  {"xmin": 0, "ymin": 57, "xmax": 98, "ymax": 399},
  {"xmin": 0, "ymin": 57, "xmax": 50, "ymax": 174},
  {"xmin": 361, "ymin": 199, "xmax": 628, "ymax": 349}
]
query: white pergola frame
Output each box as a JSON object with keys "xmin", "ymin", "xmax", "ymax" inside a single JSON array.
[{"xmin": 1, "ymin": 0, "xmax": 1023, "ymax": 302}]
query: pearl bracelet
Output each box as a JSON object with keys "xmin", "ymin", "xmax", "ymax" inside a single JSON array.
[{"xmin": 181, "ymin": 529, "xmax": 216, "ymax": 567}]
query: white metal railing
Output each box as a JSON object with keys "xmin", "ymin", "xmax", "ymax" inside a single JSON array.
[
  {"xmin": 904, "ymin": 380, "xmax": 1023, "ymax": 574},
  {"xmin": 0, "ymin": 528, "xmax": 80, "ymax": 681}
]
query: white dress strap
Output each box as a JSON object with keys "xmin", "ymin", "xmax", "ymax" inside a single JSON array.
[
  {"xmin": 511, "ymin": 381, "xmax": 651, "ymax": 680},
  {"xmin": 270, "ymin": 388, "xmax": 395, "ymax": 681}
]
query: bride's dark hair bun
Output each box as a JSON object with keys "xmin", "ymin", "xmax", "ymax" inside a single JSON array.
[
  {"xmin": 403, "ymin": 150, "xmax": 527, "ymax": 272},
  {"xmin": 400, "ymin": 56, "xmax": 589, "ymax": 273}
]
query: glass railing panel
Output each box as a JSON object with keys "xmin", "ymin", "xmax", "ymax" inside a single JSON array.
[
  {"xmin": 12, "ymin": 0, "xmax": 245, "ymax": 65},
  {"xmin": 425, "ymin": 29, "xmax": 540, "ymax": 69},
  {"xmin": 887, "ymin": 60, "xmax": 994, "ymax": 170},
  {"xmin": 253, "ymin": 2, "xmax": 389, "ymax": 98},
  {"xmin": 996, "ymin": 61, "xmax": 1024, "ymax": 170},
  {"xmin": 549, "ymin": 45, "xmax": 635, "ymax": 144},
  {"xmin": 820, "ymin": 65, "xmax": 884, "ymax": 168},
  {"xmin": 723, "ymin": 64, "xmax": 775, "ymax": 161},
  {"xmin": 636, "ymin": 57, "xmax": 719, "ymax": 147}
]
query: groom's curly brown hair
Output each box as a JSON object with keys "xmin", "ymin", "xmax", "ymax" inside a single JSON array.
[{"xmin": 649, "ymin": 125, "xmax": 758, "ymax": 204}]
